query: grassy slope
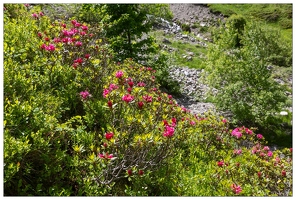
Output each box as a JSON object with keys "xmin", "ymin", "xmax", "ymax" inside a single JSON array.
[{"xmin": 207, "ymin": 4, "xmax": 292, "ymax": 41}]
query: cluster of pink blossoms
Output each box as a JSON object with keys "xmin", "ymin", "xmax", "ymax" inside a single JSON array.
[
  {"xmin": 251, "ymin": 144, "xmax": 273, "ymax": 158},
  {"xmin": 122, "ymin": 94, "xmax": 134, "ymax": 103},
  {"xmin": 231, "ymin": 126, "xmax": 253, "ymax": 139},
  {"xmin": 142, "ymin": 95, "xmax": 153, "ymax": 103},
  {"xmin": 137, "ymin": 82, "xmax": 146, "ymax": 87},
  {"xmin": 105, "ymin": 132, "xmax": 114, "ymax": 140},
  {"xmin": 103, "ymin": 83, "xmax": 119, "ymax": 98},
  {"xmin": 231, "ymin": 184, "xmax": 242, "ymax": 194},
  {"xmin": 38, "ymin": 19, "xmax": 91, "ymax": 69},
  {"xmin": 162, "ymin": 118, "xmax": 177, "ymax": 138},
  {"xmin": 217, "ymin": 160, "xmax": 224, "ymax": 167},
  {"xmin": 31, "ymin": 12, "xmax": 44, "ymax": 19},
  {"xmin": 41, "ymin": 43, "xmax": 55, "ymax": 52},
  {"xmin": 98, "ymin": 152, "xmax": 113, "ymax": 159},
  {"xmin": 79, "ymin": 90, "xmax": 91, "ymax": 100},
  {"xmin": 115, "ymin": 70, "xmax": 124, "ymax": 78},
  {"xmin": 233, "ymin": 149, "xmax": 242, "ymax": 155},
  {"xmin": 163, "ymin": 125, "xmax": 175, "ymax": 137},
  {"xmin": 138, "ymin": 101, "xmax": 144, "ymax": 109}
]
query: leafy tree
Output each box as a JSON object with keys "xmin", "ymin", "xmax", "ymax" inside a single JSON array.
[{"xmin": 203, "ymin": 18, "xmax": 288, "ymax": 129}]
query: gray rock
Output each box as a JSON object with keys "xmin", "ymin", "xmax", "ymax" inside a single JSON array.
[{"xmin": 163, "ymin": 38, "xmax": 172, "ymax": 44}]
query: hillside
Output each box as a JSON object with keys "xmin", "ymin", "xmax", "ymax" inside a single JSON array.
[{"xmin": 3, "ymin": 3, "xmax": 293, "ymax": 196}]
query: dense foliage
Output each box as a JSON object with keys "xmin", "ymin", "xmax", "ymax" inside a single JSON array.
[
  {"xmin": 203, "ymin": 15, "xmax": 292, "ymax": 145},
  {"xmin": 3, "ymin": 4, "xmax": 292, "ymax": 196}
]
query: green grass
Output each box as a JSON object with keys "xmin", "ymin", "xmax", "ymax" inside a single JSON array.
[
  {"xmin": 151, "ymin": 30, "xmax": 208, "ymax": 69},
  {"xmin": 170, "ymin": 41, "xmax": 207, "ymax": 69},
  {"xmin": 207, "ymin": 4, "xmax": 292, "ymax": 40}
]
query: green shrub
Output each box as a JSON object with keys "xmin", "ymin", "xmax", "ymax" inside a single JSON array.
[
  {"xmin": 4, "ymin": 4, "xmax": 292, "ymax": 196},
  {"xmin": 225, "ymin": 14, "xmax": 246, "ymax": 48},
  {"xmin": 203, "ymin": 20, "xmax": 289, "ymax": 135}
]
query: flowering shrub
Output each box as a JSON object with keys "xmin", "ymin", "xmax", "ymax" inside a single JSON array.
[{"xmin": 4, "ymin": 4, "xmax": 292, "ymax": 196}]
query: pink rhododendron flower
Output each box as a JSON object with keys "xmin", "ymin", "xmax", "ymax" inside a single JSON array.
[
  {"xmin": 41, "ymin": 43, "xmax": 47, "ymax": 49},
  {"xmin": 128, "ymin": 81, "xmax": 134, "ymax": 88},
  {"xmin": 53, "ymin": 37, "xmax": 61, "ymax": 43},
  {"xmin": 109, "ymin": 83, "xmax": 118, "ymax": 91},
  {"xmin": 263, "ymin": 146, "xmax": 270, "ymax": 151},
  {"xmin": 138, "ymin": 101, "xmax": 144, "ymax": 109},
  {"xmin": 115, "ymin": 70, "xmax": 124, "ymax": 78},
  {"xmin": 282, "ymin": 170, "xmax": 286, "ymax": 176},
  {"xmin": 80, "ymin": 31, "xmax": 86, "ymax": 36},
  {"xmin": 62, "ymin": 30, "xmax": 69, "ymax": 36},
  {"xmin": 75, "ymin": 22, "xmax": 81, "ymax": 27},
  {"xmin": 105, "ymin": 132, "xmax": 114, "ymax": 140},
  {"xmin": 122, "ymin": 94, "xmax": 134, "ymax": 103},
  {"xmin": 267, "ymin": 151, "xmax": 273, "ymax": 157},
  {"xmin": 245, "ymin": 128, "xmax": 253, "ymax": 135},
  {"xmin": 107, "ymin": 100, "xmax": 113, "ymax": 109},
  {"xmin": 127, "ymin": 87, "xmax": 132, "ymax": 94},
  {"xmin": 163, "ymin": 125, "xmax": 175, "ymax": 137},
  {"xmin": 84, "ymin": 54, "xmax": 90, "ymax": 59},
  {"xmin": 71, "ymin": 20, "xmax": 77, "ymax": 26},
  {"xmin": 38, "ymin": 32, "xmax": 42, "ymax": 38},
  {"xmin": 138, "ymin": 170, "xmax": 144, "ymax": 176},
  {"xmin": 222, "ymin": 118, "xmax": 227, "ymax": 123},
  {"xmin": 127, "ymin": 169, "xmax": 133, "ymax": 176},
  {"xmin": 74, "ymin": 58, "xmax": 83, "ymax": 64},
  {"xmin": 137, "ymin": 82, "xmax": 146, "ymax": 87},
  {"xmin": 39, "ymin": 12, "xmax": 44, "ymax": 17},
  {"xmin": 231, "ymin": 128, "xmax": 242, "ymax": 139},
  {"xmin": 81, "ymin": 25, "xmax": 88, "ymax": 31},
  {"xmin": 72, "ymin": 63, "xmax": 78, "ymax": 69},
  {"xmin": 257, "ymin": 171, "xmax": 262, "ymax": 178},
  {"xmin": 98, "ymin": 153, "xmax": 113, "ymax": 159},
  {"xmin": 163, "ymin": 120, "xmax": 168, "ymax": 126},
  {"xmin": 172, "ymin": 118, "xmax": 177, "ymax": 126},
  {"xmin": 259, "ymin": 152, "xmax": 265, "ymax": 157},
  {"xmin": 257, "ymin": 134, "xmax": 263, "ymax": 139},
  {"xmin": 231, "ymin": 184, "xmax": 242, "ymax": 194},
  {"xmin": 217, "ymin": 160, "xmax": 224, "ymax": 167},
  {"xmin": 143, "ymin": 95, "xmax": 153, "ymax": 103},
  {"xmin": 75, "ymin": 41, "xmax": 82, "ymax": 47},
  {"xmin": 79, "ymin": 90, "xmax": 90, "ymax": 100},
  {"xmin": 103, "ymin": 89, "xmax": 109, "ymax": 98},
  {"xmin": 62, "ymin": 37, "xmax": 70, "ymax": 43},
  {"xmin": 190, "ymin": 120, "xmax": 196, "ymax": 126},
  {"xmin": 233, "ymin": 149, "xmax": 242, "ymax": 155},
  {"xmin": 46, "ymin": 44, "xmax": 55, "ymax": 51},
  {"xmin": 32, "ymin": 13, "xmax": 38, "ymax": 18}
]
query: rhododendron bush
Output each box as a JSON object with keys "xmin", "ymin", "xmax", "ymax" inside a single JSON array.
[{"xmin": 3, "ymin": 4, "xmax": 292, "ymax": 196}]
